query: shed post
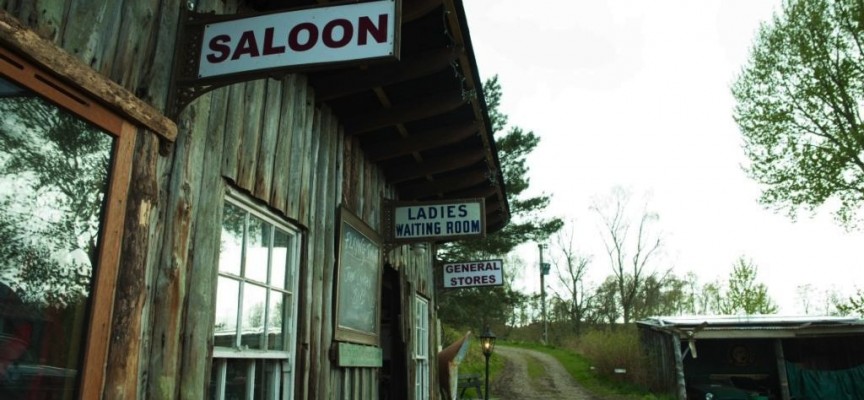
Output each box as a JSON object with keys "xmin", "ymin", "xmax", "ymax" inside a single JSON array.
[
  {"xmin": 773, "ymin": 339, "xmax": 791, "ymax": 400},
  {"xmin": 671, "ymin": 334, "xmax": 687, "ymax": 400}
]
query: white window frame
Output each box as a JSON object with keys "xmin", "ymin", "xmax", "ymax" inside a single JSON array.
[
  {"xmin": 414, "ymin": 295, "xmax": 430, "ymax": 400},
  {"xmin": 211, "ymin": 189, "xmax": 302, "ymax": 400}
]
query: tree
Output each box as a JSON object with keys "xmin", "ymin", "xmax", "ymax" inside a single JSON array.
[
  {"xmin": 715, "ymin": 257, "xmax": 779, "ymax": 315},
  {"xmin": 835, "ymin": 288, "xmax": 864, "ymax": 317},
  {"xmin": 590, "ymin": 276, "xmax": 621, "ymax": 326},
  {"xmin": 732, "ymin": 0, "xmax": 864, "ymax": 227},
  {"xmin": 437, "ymin": 252, "xmax": 529, "ymax": 331},
  {"xmin": 0, "ymin": 93, "xmax": 112, "ymax": 307},
  {"xmin": 437, "ymin": 76, "xmax": 562, "ymax": 330},
  {"xmin": 437, "ymin": 76, "xmax": 563, "ymax": 261},
  {"xmin": 631, "ymin": 272, "xmax": 689, "ymax": 319},
  {"xmin": 549, "ymin": 221, "xmax": 593, "ymax": 334},
  {"xmin": 591, "ymin": 187, "xmax": 663, "ymax": 323}
]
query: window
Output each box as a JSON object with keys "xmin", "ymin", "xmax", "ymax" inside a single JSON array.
[
  {"xmin": 210, "ymin": 191, "xmax": 301, "ymax": 400},
  {"xmin": 0, "ymin": 47, "xmax": 134, "ymax": 398},
  {"xmin": 414, "ymin": 296, "xmax": 430, "ymax": 400}
]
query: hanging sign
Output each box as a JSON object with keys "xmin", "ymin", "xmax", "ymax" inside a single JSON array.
[
  {"xmin": 443, "ymin": 260, "xmax": 504, "ymax": 289},
  {"xmin": 382, "ymin": 199, "xmax": 486, "ymax": 244},
  {"xmin": 168, "ymin": 0, "xmax": 401, "ymax": 117},
  {"xmin": 198, "ymin": 0, "xmax": 398, "ymax": 78}
]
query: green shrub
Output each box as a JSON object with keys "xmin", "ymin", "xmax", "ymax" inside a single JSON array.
[{"xmin": 571, "ymin": 325, "xmax": 654, "ymax": 390}]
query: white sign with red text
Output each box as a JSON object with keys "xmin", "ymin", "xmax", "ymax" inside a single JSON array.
[
  {"xmin": 199, "ymin": 0, "xmax": 397, "ymax": 78},
  {"xmin": 443, "ymin": 260, "xmax": 504, "ymax": 289}
]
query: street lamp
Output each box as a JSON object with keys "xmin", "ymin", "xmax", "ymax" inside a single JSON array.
[{"xmin": 479, "ymin": 326, "xmax": 497, "ymax": 400}]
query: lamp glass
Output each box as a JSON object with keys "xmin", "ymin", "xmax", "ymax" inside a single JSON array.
[{"xmin": 479, "ymin": 326, "xmax": 496, "ymax": 356}]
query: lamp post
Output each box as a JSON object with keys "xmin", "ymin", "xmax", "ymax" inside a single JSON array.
[{"xmin": 479, "ymin": 326, "xmax": 496, "ymax": 400}]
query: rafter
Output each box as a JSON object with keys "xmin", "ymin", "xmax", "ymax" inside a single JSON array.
[
  {"xmin": 398, "ymin": 169, "xmax": 488, "ymax": 199},
  {"xmin": 312, "ymin": 47, "xmax": 461, "ymax": 102},
  {"xmin": 384, "ymin": 148, "xmax": 485, "ymax": 183},
  {"xmin": 366, "ymin": 121, "xmax": 477, "ymax": 161},
  {"xmin": 343, "ymin": 90, "xmax": 466, "ymax": 135}
]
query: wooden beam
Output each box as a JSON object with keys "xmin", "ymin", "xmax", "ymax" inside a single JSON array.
[
  {"xmin": 367, "ymin": 121, "xmax": 478, "ymax": 162},
  {"xmin": 384, "ymin": 149, "xmax": 485, "ymax": 184},
  {"xmin": 445, "ymin": 184, "xmax": 499, "ymax": 200},
  {"xmin": 344, "ymin": 90, "xmax": 466, "ymax": 135},
  {"xmin": 262, "ymin": 0, "xmax": 438, "ymax": 22},
  {"xmin": 398, "ymin": 169, "xmax": 488, "ymax": 200},
  {"xmin": 0, "ymin": 11, "xmax": 177, "ymax": 141},
  {"xmin": 313, "ymin": 47, "xmax": 461, "ymax": 102},
  {"xmin": 403, "ymin": 0, "xmax": 443, "ymax": 23},
  {"xmin": 485, "ymin": 215, "xmax": 507, "ymax": 231},
  {"xmin": 485, "ymin": 199, "xmax": 503, "ymax": 214}
]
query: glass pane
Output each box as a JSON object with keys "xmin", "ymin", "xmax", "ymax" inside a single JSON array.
[
  {"xmin": 253, "ymin": 359, "xmax": 282, "ymax": 400},
  {"xmin": 214, "ymin": 278, "xmax": 240, "ymax": 348},
  {"xmin": 219, "ymin": 203, "xmax": 244, "ymax": 276},
  {"xmin": 241, "ymin": 284, "xmax": 267, "ymax": 350},
  {"xmin": 267, "ymin": 291, "xmax": 287, "ymax": 351},
  {"xmin": 208, "ymin": 359, "xmax": 226, "ymax": 400},
  {"xmin": 0, "ymin": 76, "xmax": 113, "ymax": 397},
  {"xmin": 271, "ymin": 228, "xmax": 290, "ymax": 290},
  {"xmin": 224, "ymin": 359, "xmax": 251, "ymax": 400},
  {"xmin": 245, "ymin": 216, "xmax": 268, "ymax": 283}
]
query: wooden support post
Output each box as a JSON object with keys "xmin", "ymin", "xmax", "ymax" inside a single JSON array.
[
  {"xmin": 774, "ymin": 339, "xmax": 791, "ymax": 400},
  {"xmin": 671, "ymin": 334, "xmax": 687, "ymax": 400}
]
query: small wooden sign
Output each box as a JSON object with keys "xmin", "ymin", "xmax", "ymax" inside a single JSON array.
[{"xmin": 335, "ymin": 342, "xmax": 383, "ymax": 368}]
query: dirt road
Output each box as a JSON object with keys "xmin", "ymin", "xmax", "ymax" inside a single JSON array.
[{"xmin": 490, "ymin": 346, "xmax": 597, "ymax": 400}]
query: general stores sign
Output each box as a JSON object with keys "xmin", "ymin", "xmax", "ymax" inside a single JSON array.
[
  {"xmin": 443, "ymin": 260, "xmax": 504, "ymax": 289},
  {"xmin": 199, "ymin": 0, "xmax": 399, "ymax": 78},
  {"xmin": 382, "ymin": 199, "xmax": 486, "ymax": 244}
]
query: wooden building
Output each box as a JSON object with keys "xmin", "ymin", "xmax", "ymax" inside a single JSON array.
[
  {"xmin": 638, "ymin": 315, "xmax": 864, "ymax": 400},
  {"xmin": 0, "ymin": 0, "xmax": 509, "ymax": 398}
]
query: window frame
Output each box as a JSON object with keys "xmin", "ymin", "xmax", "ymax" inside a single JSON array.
[
  {"xmin": 211, "ymin": 188, "xmax": 302, "ymax": 400},
  {"xmin": 414, "ymin": 295, "xmax": 430, "ymax": 400},
  {"xmin": 0, "ymin": 45, "xmax": 136, "ymax": 398}
]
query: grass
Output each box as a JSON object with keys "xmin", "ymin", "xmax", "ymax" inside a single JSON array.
[
  {"xmin": 524, "ymin": 354, "xmax": 545, "ymax": 381},
  {"xmin": 501, "ymin": 341, "xmax": 675, "ymax": 400}
]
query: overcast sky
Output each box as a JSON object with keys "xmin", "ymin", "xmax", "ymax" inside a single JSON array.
[{"xmin": 463, "ymin": 0, "xmax": 864, "ymax": 314}]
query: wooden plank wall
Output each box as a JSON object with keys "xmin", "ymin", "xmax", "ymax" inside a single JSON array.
[{"xmin": 1, "ymin": 1, "xmax": 439, "ymax": 399}]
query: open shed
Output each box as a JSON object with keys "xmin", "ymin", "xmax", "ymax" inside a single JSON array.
[{"xmin": 638, "ymin": 315, "xmax": 864, "ymax": 400}]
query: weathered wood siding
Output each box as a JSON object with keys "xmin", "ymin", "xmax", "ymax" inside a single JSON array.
[{"xmin": 2, "ymin": 1, "xmax": 439, "ymax": 399}]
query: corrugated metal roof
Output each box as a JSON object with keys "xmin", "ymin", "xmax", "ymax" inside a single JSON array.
[
  {"xmin": 637, "ymin": 315, "xmax": 864, "ymax": 339},
  {"xmin": 640, "ymin": 315, "xmax": 863, "ymax": 328}
]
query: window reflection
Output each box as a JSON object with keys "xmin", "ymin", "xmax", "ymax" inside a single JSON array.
[
  {"xmin": 241, "ymin": 284, "xmax": 267, "ymax": 350},
  {"xmin": 268, "ymin": 292, "xmax": 287, "ymax": 351},
  {"xmin": 219, "ymin": 203, "xmax": 244, "ymax": 276},
  {"xmin": 214, "ymin": 278, "xmax": 240, "ymax": 348},
  {"xmin": 271, "ymin": 228, "xmax": 289, "ymax": 290},
  {"xmin": 244, "ymin": 215, "xmax": 268, "ymax": 283},
  {"xmin": 0, "ymin": 76, "xmax": 113, "ymax": 397}
]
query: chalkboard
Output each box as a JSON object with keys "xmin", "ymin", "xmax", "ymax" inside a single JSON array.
[{"xmin": 334, "ymin": 207, "xmax": 382, "ymax": 345}]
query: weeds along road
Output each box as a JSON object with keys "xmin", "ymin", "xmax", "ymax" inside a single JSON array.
[{"xmin": 491, "ymin": 346, "xmax": 597, "ymax": 400}]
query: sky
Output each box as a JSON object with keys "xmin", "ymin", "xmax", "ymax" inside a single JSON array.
[{"xmin": 462, "ymin": 0, "xmax": 864, "ymax": 314}]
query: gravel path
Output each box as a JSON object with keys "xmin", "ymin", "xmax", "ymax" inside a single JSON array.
[{"xmin": 490, "ymin": 346, "xmax": 598, "ymax": 400}]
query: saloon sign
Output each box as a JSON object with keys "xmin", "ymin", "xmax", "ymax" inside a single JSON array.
[
  {"xmin": 198, "ymin": 0, "xmax": 398, "ymax": 78},
  {"xmin": 443, "ymin": 260, "xmax": 504, "ymax": 289}
]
